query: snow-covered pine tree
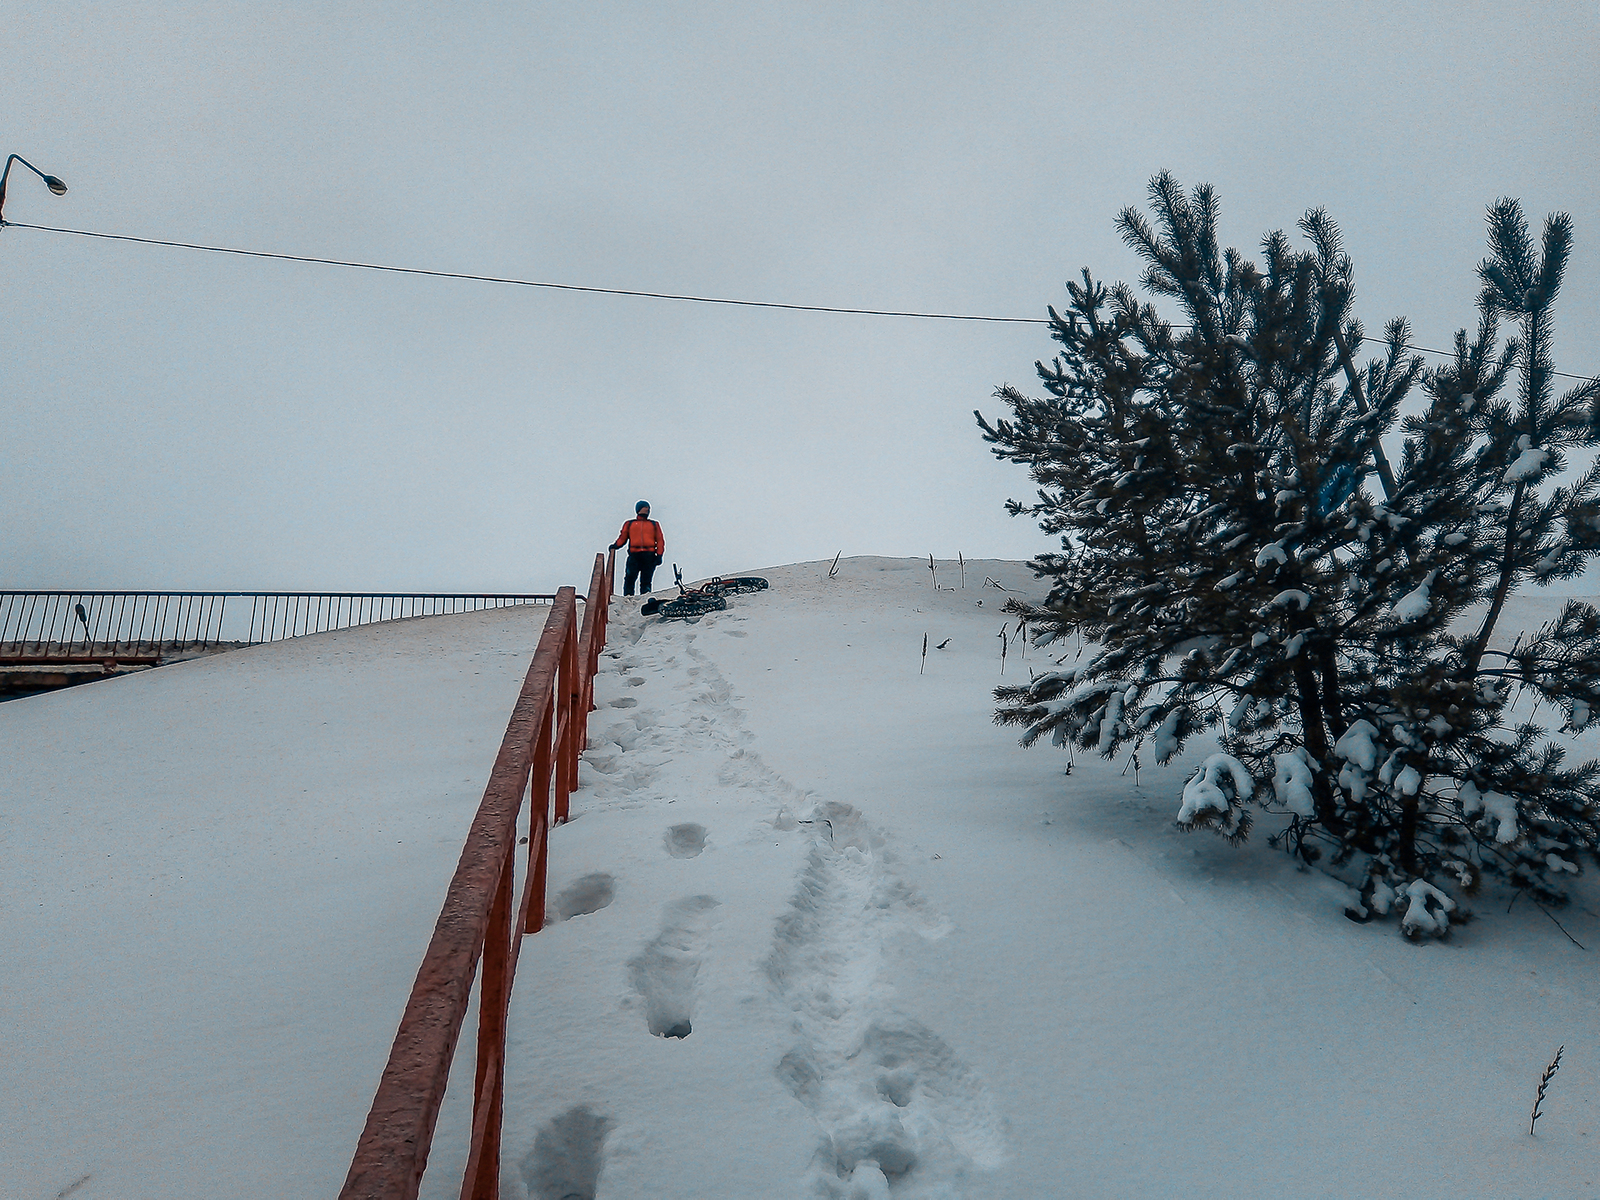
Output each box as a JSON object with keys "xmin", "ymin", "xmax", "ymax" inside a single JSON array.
[{"xmin": 978, "ymin": 174, "xmax": 1600, "ymax": 936}]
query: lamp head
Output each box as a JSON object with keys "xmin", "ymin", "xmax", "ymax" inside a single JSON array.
[{"xmin": 44, "ymin": 176, "xmax": 67, "ymax": 195}]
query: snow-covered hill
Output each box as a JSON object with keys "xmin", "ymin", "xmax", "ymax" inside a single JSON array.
[{"xmin": 4, "ymin": 558, "xmax": 1596, "ymax": 1199}]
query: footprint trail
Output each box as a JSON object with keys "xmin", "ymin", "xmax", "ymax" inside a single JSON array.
[
  {"xmin": 509, "ymin": 600, "xmax": 1004, "ymax": 1198},
  {"xmin": 769, "ymin": 803, "xmax": 1006, "ymax": 1198}
]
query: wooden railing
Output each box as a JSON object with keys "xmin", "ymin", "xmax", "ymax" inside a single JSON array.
[{"xmin": 339, "ymin": 549, "xmax": 614, "ymax": 1200}]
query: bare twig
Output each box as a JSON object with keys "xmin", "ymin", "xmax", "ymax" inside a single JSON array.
[
  {"xmin": 828, "ymin": 551, "xmax": 841, "ymax": 580},
  {"xmin": 959, "ymin": 551, "xmax": 965, "ymax": 588},
  {"xmin": 998, "ymin": 624, "xmax": 1009, "ymax": 675},
  {"xmin": 1530, "ymin": 1046, "xmax": 1564, "ymax": 1135},
  {"xmin": 921, "ymin": 632, "xmax": 928, "ymax": 675},
  {"xmin": 929, "ymin": 553, "xmax": 937, "ymax": 589},
  {"xmin": 1120, "ymin": 748, "xmax": 1142, "ymax": 786},
  {"xmin": 1532, "ymin": 899, "xmax": 1588, "ymax": 949}
]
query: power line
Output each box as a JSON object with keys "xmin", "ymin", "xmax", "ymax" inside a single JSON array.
[
  {"xmin": 3, "ymin": 217, "xmax": 1595, "ymax": 382},
  {"xmin": 0, "ymin": 219, "xmax": 1041, "ymax": 324}
]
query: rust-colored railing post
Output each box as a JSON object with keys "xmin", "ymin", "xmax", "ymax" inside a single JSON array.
[
  {"xmin": 554, "ymin": 589, "xmax": 579, "ymax": 825},
  {"xmin": 576, "ymin": 553, "xmax": 606, "ymax": 749},
  {"xmin": 567, "ymin": 618, "xmax": 581, "ymax": 807},
  {"xmin": 597, "ymin": 555, "xmax": 610, "ymax": 654},
  {"xmin": 525, "ymin": 699, "xmax": 554, "ymax": 937},
  {"xmin": 462, "ymin": 846, "xmax": 515, "ymax": 1200}
]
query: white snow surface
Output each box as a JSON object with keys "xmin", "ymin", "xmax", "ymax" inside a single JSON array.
[{"xmin": 4, "ymin": 557, "xmax": 1599, "ymax": 1199}]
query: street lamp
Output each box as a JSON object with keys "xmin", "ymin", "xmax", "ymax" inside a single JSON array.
[{"xmin": 0, "ymin": 153, "xmax": 69, "ymax": 223}]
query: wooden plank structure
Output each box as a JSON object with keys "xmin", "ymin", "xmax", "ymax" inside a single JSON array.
[{"xmin": 340, "ymin": 549, "xmax": 615, "ymax": 1200}]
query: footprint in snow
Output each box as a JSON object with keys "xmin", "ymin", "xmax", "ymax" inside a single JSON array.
[
  {"xmin": 664, "ymin": 823, "xmax": 708, "ymax": 858},
  {"xmin": 551, "ymin": 873, "xmax": 615, "ymax": 922},
  {"xmin": 608, "ymin": 697, "xmax": 638, "ymax": 708},
  {"xmin": 519, "ymin": 1104, "xmax": 610, "ymax": 1200},
  {"xmin": 629, "ymin": 895, "xmax": 719, "ymax": 1038}
]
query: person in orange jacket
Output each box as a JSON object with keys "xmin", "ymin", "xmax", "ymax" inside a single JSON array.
[{"xmin": 611, "ymin": 500, "xmax": 665, "ymax": 595}]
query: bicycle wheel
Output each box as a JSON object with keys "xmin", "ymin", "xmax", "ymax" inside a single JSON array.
[
  {"xmin": 657, "ymin": 592, "xmax": 728, "ymax": 620},
  {"xmin": 706, "ymin": 576, "xmax": 769, "ymax": 595}
]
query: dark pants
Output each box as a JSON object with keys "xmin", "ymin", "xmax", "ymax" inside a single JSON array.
[{"xmin": 624, "ymin": 551, "xmax": 659, "ymax": 595}]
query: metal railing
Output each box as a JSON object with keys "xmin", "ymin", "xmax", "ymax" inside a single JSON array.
[
  {"xmin": 340, "ymin": 548, "xmax": 614, "ymax": 1200},
  {"xmin": 0, "ymin": 591, "xmax": 558, "ymax": 665}
]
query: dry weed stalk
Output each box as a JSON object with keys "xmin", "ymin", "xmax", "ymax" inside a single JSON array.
[{"xmin": 1529, "ymin": 1046, "xmax": 1563, "ymax": 1135}]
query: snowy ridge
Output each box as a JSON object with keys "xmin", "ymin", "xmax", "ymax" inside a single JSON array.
[{"xmin": 8, "ymin": 558, "xmax": 1599, "ymax": 1199}]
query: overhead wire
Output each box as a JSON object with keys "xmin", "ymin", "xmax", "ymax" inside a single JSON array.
[
  {"xmin": 3, "ymin": 218, "xmax": 1595, "ymax": 382},
  {"xmin": 0, "ymin": 220, "xmax": 1039, "ymax": 324}
]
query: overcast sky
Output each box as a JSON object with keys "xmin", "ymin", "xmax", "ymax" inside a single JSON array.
[{"xmin": 3, "ymin": 2, "xmax": 1596, "ymax": 592}]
